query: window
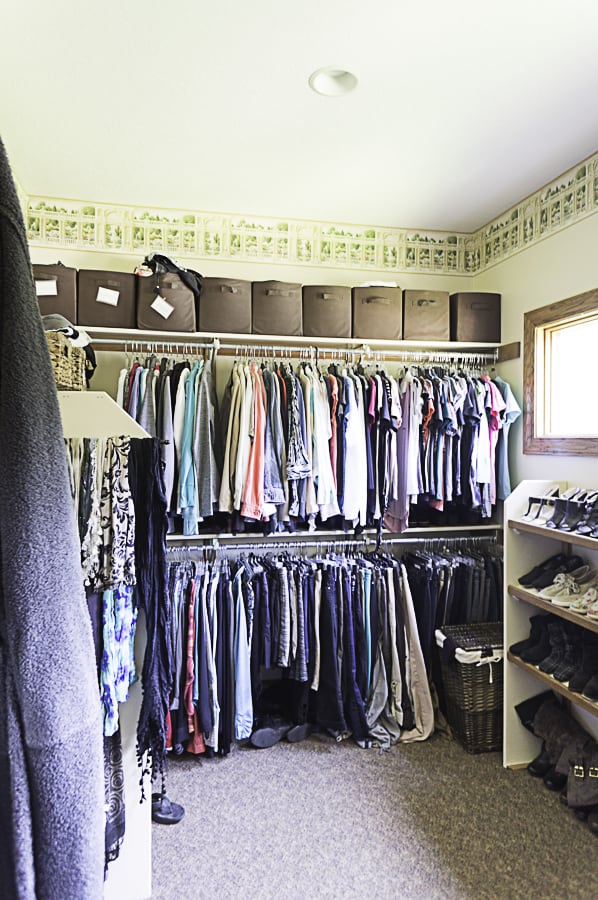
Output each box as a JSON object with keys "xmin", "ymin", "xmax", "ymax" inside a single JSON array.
[{"xmin": 524, "ymin": 287, "xmax": 598, "ymax": 455}]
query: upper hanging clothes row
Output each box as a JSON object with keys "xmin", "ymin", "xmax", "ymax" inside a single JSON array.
[{"xmin": 116, "ymin": 349, "xmax": 521, "ymax": 536}]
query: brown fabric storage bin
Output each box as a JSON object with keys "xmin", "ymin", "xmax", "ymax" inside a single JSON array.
[
  {"xmin": 450, "ymin": 292, "xmax": 501, "ymax": 343},
  {"xmin": 302, "ymin": 285, "xmax": 351, "ymax": 338},
  {"xmin": 352, "ymin": 286, "xmax": 402, "ymax": 340},
  {"xmin": 402, "ymin": 290, "xmax": 450, "ymax": 340},
  {"xmin": 32, "ymin": 262, "xmax": 77, "ymax": 321},
  {"xmin": 252, "ymin": 280, "xmax": 302, "ymax": 336},
  {"xmin": 136, "ymin": 273, "xmax": 197, "ymax": 332},
  {"xmin": 199, "ymin": 277, "xmax": 251, "ymax": 334},
  {"xmin": 77, "ymin": 270, "xmax": 136, "ymax": 328}
]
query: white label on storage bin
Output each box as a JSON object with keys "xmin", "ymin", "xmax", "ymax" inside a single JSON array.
[
  {"xmin": 151, "ymin": 295, "xmax": 175, "ymax": 319},
  {"xmin": 96, "ymin": 286, "xmax": 120, "ymax": 307},
  {"xmin": 35, "ymin": 279, "xmax": 58, "ymax": 296}
]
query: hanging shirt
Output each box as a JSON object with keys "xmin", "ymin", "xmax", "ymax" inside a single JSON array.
[
  {"xmin": 194, "ymin": 356, "xmax": 222, "ymax": 519},
  {"xmin": 311, "ymin": 371, "xmax": 340, "ymax": 521},
  {"xmin": 493, "ymin": 375, "xmax": 521, "ymax": 500},
  {"xmin": 179, "ymin": 362, "xmax": 201, "ymax": 533},
  {"xmin": 342, "ymin": 374, "xmax": 367, "ymax": 526}
]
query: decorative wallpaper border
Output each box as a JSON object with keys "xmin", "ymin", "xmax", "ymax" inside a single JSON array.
[
  {"xmin": 479, "ymin": 156, "xmax": 598, "ymax": 271},
  {"xmin": 21, "ymin": 152, "xmax": 598, "ymax": 276}
]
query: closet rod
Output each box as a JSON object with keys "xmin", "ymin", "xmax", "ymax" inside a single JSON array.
[
  {"xmin": 165, "ymin": 533, "xmax": 497, "ymax": 556},
  {"xmin": 166, "ymin": 537, "xmax": 370, "ymax": 555},
  {"xmin": 91, "ymin": 337, "xmax": 216, "ymax": 352},
  {"xmin": 379, "ymin": 534, "xmax": 497, "ymax": 546},
  {"xmin": 91, "ymin": 335, "xmax": 498, "ymax": 365}
]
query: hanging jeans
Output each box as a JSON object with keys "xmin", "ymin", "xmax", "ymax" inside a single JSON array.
[
  {"xmin": 340, "ymin": 567, "xmax": 368, "ymax": 740},
  {"xmin": 315, "ymin": 566, "xmax": 347, "ymax": 733}
]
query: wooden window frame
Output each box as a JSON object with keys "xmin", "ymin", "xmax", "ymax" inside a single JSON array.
[{"xmin": 523, "ymin": 287, "xmax": 598, "ymax": 455}]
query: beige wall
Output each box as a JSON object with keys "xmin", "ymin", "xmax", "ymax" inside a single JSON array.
[{"xmin": 474, "ymin": 212, "xmax": 598, "ymax": 489}]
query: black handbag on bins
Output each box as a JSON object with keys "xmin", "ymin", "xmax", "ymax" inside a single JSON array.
[{"xmin": 136, "ymin": 254, "xmax": 202, "ymax": 332}]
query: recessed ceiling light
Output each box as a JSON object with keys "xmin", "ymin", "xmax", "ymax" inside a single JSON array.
[{"xmin": 308, "ymin": 67, "xmax": 358, "ymax": 97}]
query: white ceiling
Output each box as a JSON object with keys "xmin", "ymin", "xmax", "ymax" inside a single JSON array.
[{"xmin": 3, "ymin": 0, "xmax": 598, "ymax": 233}]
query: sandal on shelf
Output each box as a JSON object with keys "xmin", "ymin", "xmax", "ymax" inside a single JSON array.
[
  {"xmin": 519, "ymin": 485, "xmax": 560, "ymax": 521},
  {"xmin": 559, "ymin": 490, "xmax": 598, "ymax": 532},
  {"xmin": 575, "ymin": 493, "xmax": 598, "ymax": 535},
  {"xmin": 535, "ymin": 498, "xmax": 559, "ymax": 524},
  {"xmin": 545, "ymin": 487, "xmax": 585, "ymax": 529}
]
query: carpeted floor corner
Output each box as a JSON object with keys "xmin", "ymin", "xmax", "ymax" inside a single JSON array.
[{"xmin": 151, "ymin": 732, "xmax": 598, "ymax": 899}]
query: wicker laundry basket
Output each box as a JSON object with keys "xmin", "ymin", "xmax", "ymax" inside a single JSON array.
[
  {"xmin": 45, "ymin": 330, "xmax": 86, "ymax": 391},
  {"xmin": 436, "ymin": 622, "xmax": 504, "ymax": 754}
]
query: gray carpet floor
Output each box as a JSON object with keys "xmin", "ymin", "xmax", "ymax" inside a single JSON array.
[{"xmin": 152, "ymin": 732, "xmax": 598, "ymax": 899}]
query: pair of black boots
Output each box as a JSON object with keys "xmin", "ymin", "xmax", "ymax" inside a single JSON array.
[
  {"xmin": 510, "ymin": 614, "xmax": 598, "ymax": 695},
  {"xmin": 517, "ymin": 694, "xmax": 598, "ymax": 834}
]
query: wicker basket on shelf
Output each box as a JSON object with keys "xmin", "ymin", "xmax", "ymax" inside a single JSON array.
[
  {"xmin": 436, "ymin": 621, "xmax": 504, "ymax": 754},
  {"xmin": 45, "ymin": 330, "xmax": 86, "ymax": 391}
]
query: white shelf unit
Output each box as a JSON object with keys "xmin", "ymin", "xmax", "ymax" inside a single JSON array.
[{"xmin": 504, "ymin": 479, "xmax": 598, "ymax": 769}]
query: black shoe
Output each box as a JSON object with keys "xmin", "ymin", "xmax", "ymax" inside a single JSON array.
[
  {"xmin": 510, "ymin": 615, "xmax": 548, "ymax": 658},
  {"xmin": 152, "ymin": 794, "xmax": 185, "ymax": 825},
  {"xmin": 528, "ymin": 744, "xmax": 553, "ymax": 777},
  {"xmin": 518, "ymin": 554, "xmax": 568, "ymax": 587},
  {"xmin": 527, "ymin": 555, "xmax": 585, "ymax": 590},
  {"xmin": 520, "ymin": 616, "xmax": 556, "ymax": 664},
  {"xmin": 552, "ymin": 623, "xmax": 583, "ymax": 683},
  {"xmin": 582, "ymin": 673, "xmax": 598, "ymax": 703},
  {"xmin": 514, "ymin": 690, "xmax": 555, "ymax": 732},
  {"xmin": 286, "ymin": 723, "xmax": 312, "ymax": 743},
  {"xmin": 250, "ymin": 720, "xmax": 292, "ymax": 748},
  {"xmin": 569, "ymin": 633, "xmax": 598, "ymax": 693},
  {"xmin": 538, "ymin": 621, "xmax": 568, "ymax": 673},
  {"xmin": 544, "ymin": 768, "xmax": 568, "ymax": 791}
]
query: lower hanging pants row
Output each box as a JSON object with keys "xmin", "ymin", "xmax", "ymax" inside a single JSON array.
[{"xmin": 165, "ymin": 554, "xmax": 435, "ymax": 755}]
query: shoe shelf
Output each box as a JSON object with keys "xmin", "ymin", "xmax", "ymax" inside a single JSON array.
[
  {"xmin": 504, "ymin": 479, "xmax": 598, "ymax": 768},
  {"xmin": 507, "ymin": 652, "xmax": 598, "ymax": 719},
  {"xmin": 507, "ymin": 584, "xmax": 598, "ymax": 636},
  {"xmin": 507, "ymin": 518, "xmax": 598, "ymax": 554}
]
